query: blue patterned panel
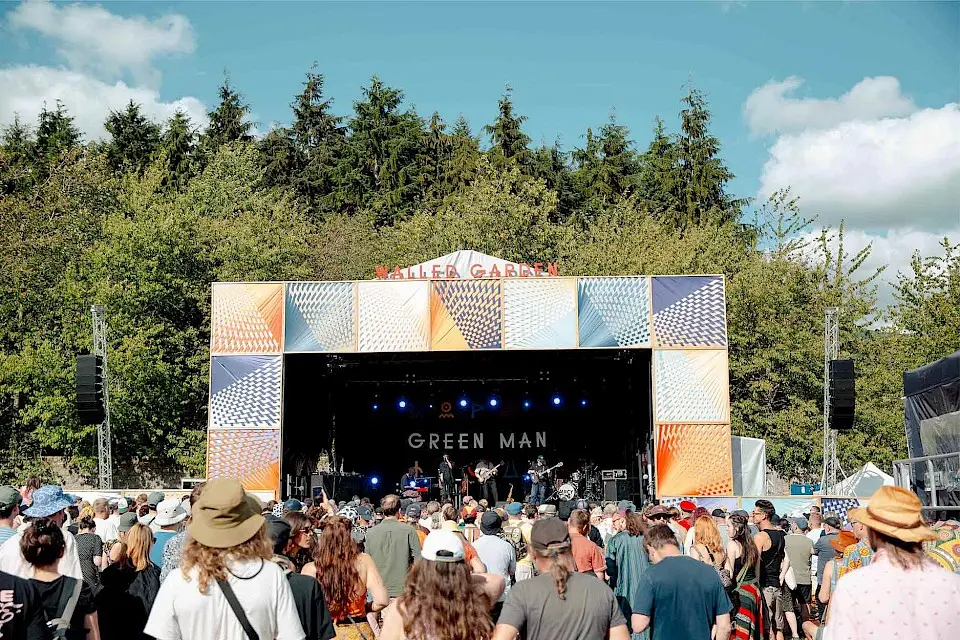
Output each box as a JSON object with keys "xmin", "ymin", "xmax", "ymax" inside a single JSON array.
[
  {"xmin": 285, "ymin": 282, "xmax": 356, "ymax": 352},
  {"xmin": 821, "ymin": 497, "xmax": 862, "ymax": 527},
  {"xmin": 578, "ymin": 277, "xmax": 650, "ymax": 347},
  {"xmin": 210, "ymin": 355, "xmax": 281, "ymax": 429},
  {"xmin": 652, "ymin": 276, "xmax": 727, "ymax": 347}
]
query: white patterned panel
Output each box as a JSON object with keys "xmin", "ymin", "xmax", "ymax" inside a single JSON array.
[
  {"xmin": 503, "ymin": 279, "xmax": 577, "ymax": 348},
  {"xmin": 358, "ymin": 281, "xmax": 430, "ymax": 352},
  {"xmin": 654, "ymin": 349, "xmax": 729, "ymax": 422},
  {"xmin": 210, "ymin": 357, "xmax": 282, "ymax": 429}
]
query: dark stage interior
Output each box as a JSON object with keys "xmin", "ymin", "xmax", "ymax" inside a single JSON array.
[{"xmin": 282, "ymin": 349, "xmax": 652, "ymax": 503}]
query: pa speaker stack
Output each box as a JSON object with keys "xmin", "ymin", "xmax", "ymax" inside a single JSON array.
[
  {"xmin": 76, "ymin": 355, "xmax": 105, "ymax": 425},
  {"xmin": 828, "ymin": 358, "xmax": 855, "ymax": 430}
]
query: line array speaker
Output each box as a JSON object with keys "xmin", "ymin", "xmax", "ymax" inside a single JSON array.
[
  {"xmin": 828, "ymin": 358, "xmax": 855, "ymax": 430},
  {"xmin": 76, "ymin": 355, "xmax": 105, "ymax": 425}
]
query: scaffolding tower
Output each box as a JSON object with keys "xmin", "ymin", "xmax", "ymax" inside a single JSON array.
[
  {"xmin": 92, "ymin": 305, "xmax": 113, "ymax": 489},
  {"xmin": 820, "ymin": 307, "xmax": 845, "ymax": 490}
]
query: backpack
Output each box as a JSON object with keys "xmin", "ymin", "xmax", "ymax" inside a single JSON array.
[{"xmin": 45, "ymin": 576, "xmax": 82, "ymax": 639}]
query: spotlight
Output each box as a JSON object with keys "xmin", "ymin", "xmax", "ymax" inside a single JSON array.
[
  {"xmin": 370, "ymin": 476, "xmax": 379, "ymax": 486},
  {"xmin": 523, "ymin": 400, "xmax": 531, "ymax": 409},
  {"xmin": 459, "ymin": 398, "xmax": 468, "ymax": 408},
  {"xmin": 523, "ymin": 474, "xmax": 531, "ymax": 482},
  {"xmin": 409, "ymin": 481, "xmax": 416, "ymax": 488},
  {"xmin": 580, "ymin": 399, "xmax": 588, "ymax": 407},
  {"xmin": 552, "ymin": 395, "xmax": 562, "ymax": 406},
  {"xmin": 489, "ymin": 397, "xmax": 498, "ymax": 408},
  {"xmin": 398, "ymin": 399, "xmax": 407, "ymax": 409},
  {"xmin": 372, "ymin": 403, "xmax": 379, "ymax": 411}
]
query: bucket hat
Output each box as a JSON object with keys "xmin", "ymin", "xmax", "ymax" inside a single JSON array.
[
  {"xmin": 154, "ymin": 498, "xmax": 188, "ymax": 527},
  {"xmin": 22, "ymin": 486, "xmax": 74, "ymax": 518},
  {"xmin": 188, "ymin": 479, "xmax": 265, "ymax": 549},
  {"xmin": 117, "ymin": 511, "xmax": 138, "ymax": 532},
  {"xmin": 847, "ymin": 486, "xmax": 937, "ymax": 543},
  {"xmin": 147, "ymin": 491, "xmax": 165, "ymax": 508}
]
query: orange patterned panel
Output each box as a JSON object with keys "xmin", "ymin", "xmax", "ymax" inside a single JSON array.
[
  {"xmin": 656, "ymin": 423, "xmax": 733, "ymax": 496},
  {"xmin": 211, "ymin": 283, "xmax": 283, "ymax": 354},
  {"xmin": 207, "ymin": 429, "xmax": 281, "ymax": 492}
]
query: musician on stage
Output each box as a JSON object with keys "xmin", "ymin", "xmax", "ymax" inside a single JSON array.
[
  {"xmin": 528, "ymin": 454, "xmax": 551, "ymax": 505},
  {"xmin": 438, "ymin": 454, "xmax": 456, "ymax": 503},
  {"xmin": 474, "ymin": 458, "xmax": 499, "ymax": 505},
  {"xmin": 400, "ymin": 463, "xmax": 423, "ymax": 501}
]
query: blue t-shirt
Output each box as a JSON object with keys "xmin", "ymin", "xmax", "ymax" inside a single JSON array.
[
  {"xmin": 150, "ymin": 531, "xmax": 177, "ymax": 567},
  {"xmin": 632, "ymin": 554, "xmax": 731, "ymax": 640}
]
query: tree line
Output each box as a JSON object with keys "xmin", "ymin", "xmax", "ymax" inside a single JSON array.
[{"xmin": 0, "ymin": 69, "xmax": 956, "ymax": 487}]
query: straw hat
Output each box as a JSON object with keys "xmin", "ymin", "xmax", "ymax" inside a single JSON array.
[
  {"xmin": 188, "ymin": 479, "xmax": 265, "ymax": 549},
  {"xmin": 847, "ymin": 486, "xmax": 937, "ymax": 544},
  {"xmin": 830, "ymin": 529, "xmax": 857, "ymax": 553}
]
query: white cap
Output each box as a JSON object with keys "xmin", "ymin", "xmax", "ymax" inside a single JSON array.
[
  {"xmin": 420, "ymin": 530, "xmax": 465, "ymax": 563},
  {"xmin": 154, "ymin": 498, "xmax": 188, "ymax": 526}
]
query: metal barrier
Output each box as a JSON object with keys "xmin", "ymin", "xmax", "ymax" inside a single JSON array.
[{"xmin": 892, "ymin": 452, "xmax": 960, "ymax": 512}]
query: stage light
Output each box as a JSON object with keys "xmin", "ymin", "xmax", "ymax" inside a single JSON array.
[
  {"xmin": 372, "ymin": 403, "xmax": 379, "ymax": 411},
  {"xmin": 489, "ymin": 397, "xmax": 498, "ymax": 408},
  {"xmin": 523, "ymin": 474, "xmax": 531, "ymax": 482},
  {"xmin": 370, "ymin": 476, "xmax": 379, "ymax": 486},
  {"xmin": 580, "ymin": 399, "xmax": 588, "ymax": 407},
  {"xmin": 459, "ymin": 398, "xmax": 468, "ymax": 408},
  {"xmin": 398, "ymin": 399, "xmax": 407, "ymax": 409},
  {"xmin": 409, "ymin": 481, "xmax": 416, "ymax": 488},
  {"xmin": 523, "ymin": 400, "xmax": 531, "ymax": 409},
  {"xmin": 552, "ymin": 395, "xmax": 562, "ymax": 406}
]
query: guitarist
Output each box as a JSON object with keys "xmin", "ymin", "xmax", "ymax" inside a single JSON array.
[
  {"xmin": 474, "ymin": 459, "xmax": 499, "ymax": 506},
  {"xmin": 438, "ymin": 454, "xmax": 456, "ymax": 504},
  {"xmin": 528, "ymin": 454, "xmax": 550, "ymax": 505}
]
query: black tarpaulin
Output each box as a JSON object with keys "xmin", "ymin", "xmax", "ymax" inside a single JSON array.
[{"xmin": 903, "ymin": 350, "xmax": 960, "ymax": 458}]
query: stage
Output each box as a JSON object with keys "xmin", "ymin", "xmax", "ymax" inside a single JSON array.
[{"xmin": 205, "ymin": 251, "xmax": 733, "ymax": 500}]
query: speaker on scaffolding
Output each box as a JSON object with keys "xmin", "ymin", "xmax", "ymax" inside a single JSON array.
[
  {"xmin": 829, "ymin": 358, "xmax": 855, "ymax": 430},
  {"xmin": 76, "ymin": 355, "xmax": 105, "ymax": 425}
]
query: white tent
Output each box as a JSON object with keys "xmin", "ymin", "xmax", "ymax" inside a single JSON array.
[
  {"xmin": 829, "ymin": 462, "xmax": 894, "ymax": 497},
  {"xmin": 379, "ymin": 250, "xmax": 554, "ymax": 279}
]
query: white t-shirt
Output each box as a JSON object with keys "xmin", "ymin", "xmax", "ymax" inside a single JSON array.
[
  {"xmin": 806, "ymin": 528, "xmax": 824, "ymax": 575},
  {"xmin": 473, "ymin": 534, "xmax": 516, "ymax": 603},
  {"xmin": 93, "ymin": 516, "xmax": 118, "ymax": 542},
  {"xmin": 0, "ymin": 527, "xmax": 82, "ymax": 580},
  {"xmin": 144, "ymin": 558, "xmax": 305, "ymax": 640}
]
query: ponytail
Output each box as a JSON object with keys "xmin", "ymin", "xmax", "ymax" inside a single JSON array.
[{"xmin": 549, "ymin": 550, "xmax": 571, "ymax": 600}]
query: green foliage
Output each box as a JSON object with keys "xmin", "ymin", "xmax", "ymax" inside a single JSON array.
[
  {"xmin": 484, "ymin": 86, "xmax": 532, "ymax": 168},
  {"xmin": 104, "ymin": 101, "xmax": 161, "ymax": 174},
  {"xmin": 35, "ymin": 101, "xmax": 81, "ymax": 163},
  {"xmin": 157, "ymin": 110, "xmax": 199, "ymax": 192},
  {"xmin": 204, "ymin": 75, "xmax": 254, "ymax": 150}
]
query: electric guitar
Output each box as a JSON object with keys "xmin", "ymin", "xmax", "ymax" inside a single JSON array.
[
  {"xmin": 528, "ymin": 462, "xmax": 563, "ymax": 484},
  {"xmin": 475, "ymin": 462, "xmax": 503, "ymax": 483},
  {"xmin": 506, "ymin": 483, "xmax": 514, "ymax": 503}
]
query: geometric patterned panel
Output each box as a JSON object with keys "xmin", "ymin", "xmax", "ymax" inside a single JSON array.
[
  {"xmin": 820, "ymin": 497, "xmax": 862, "ymax": 527},
  {"xmin": 503, "ymin": 279, "xmax": 577, "ymax": 349},
  {"xmin": 652, "ymin": 276, "xmax": 727, "ymax": 347},
  {"xmin": 208, "ymin": 429, "xmax": 281, "ymax": 492},
  {"xmin": 654, "ymin": 349, "xmax": 730, "ymax": 422},
  {"xmin": 209, "ymin": 355, "xmax": 281, "ymax": 429},
  {"xmin": 656, "ymin": 423, "xmax": 733, "ymax": 496},
  {"xmin": 357, "ymin": 281, "xmax": 430, "ymax": 352},
  {"xmin": 211, "ymin": 283, "xmax": 283, "ymax": 354},
  {"xmin": 284, "ymin": 282, "xmax": 356, "ymax": 352},
  {"xmin": 578, "ymin": 277, "xmax": 650, "ymax": 347},
  {"xmin": 431, "ymin": 280, "xmax": 502, "ymax": 350}
]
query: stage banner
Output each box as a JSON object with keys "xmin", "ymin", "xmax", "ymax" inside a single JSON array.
[
  {"xmin": 430, "ymin": 279, "xmax": 503, "ymax": 350},
  {"xmin": 651, "ymin": 276, "xmax": 727, "ymax": 348},
  {"xmin": 732, "ymin": 436, "xmax": 766, "ymax": 496},
  {"xmin": 654, "ymin": 349, "xmax": 730, "ymax": 423},
  {"xmin": 577, "ymin": 277, "xmax": 651, "ymax": 348},
  {"xmin": 209, "ymin": 355, "xmax": 282, "ymax": 430},
  {"xmin": 207, "ymin": 429, "xmax": 281, "ymax": 491},
  {"xmin": 284, "ymin": 282, "xmax": 356, "ymax": 352},
  {"xmin": 503, "ymin": 279, "xmax": 577, "ymax": 349},
  {"xmin": 358, "ymin": 280, "xmax": 430, "ymax": 352},
  {"xmin": 656, "ymin": 423, "xmax": 733, "ymax": 496},
  {"xmin": 211, "ymin": 283, "xmax": 284, "ymax": 354}
]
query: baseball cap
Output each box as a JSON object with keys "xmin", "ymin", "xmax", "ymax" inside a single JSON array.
[
  {"xmin": 530, "ymin": 517, "xmax": 571, "ymax": 551},
  {"xmin": 405, "ymin": 503, "xmax": 422, "ymax": 519},
  {"xmin": 480, "ymin": 510, "xmax": 502, "ymax": 535},
  {"xmin": 0, "ymin": 486, "xmax": 22, "ymax": 510},
  {"xmin": 538, "ymin": 504, "xmax": 557, "ymax": 517},
  {"xmin": 794, "ymin": 517, "xmax": 809, "ymax": 530},
  {"xmin": 357, "ymin": 505, "xmax": 373, "ymax": 521},
  {"xmin": 116, "ymin": 498, "xmax": 129, "ymax": 514},
  {"xmin": 421, "ymin": 530, "xmax": 465, "ymax": 562},
  {"xmin": 506, "ymin": 502, "xmax": 523, "ymax": 516},
  {"xmin": 647, "ymin": 505, "xmax": 671, "ymax": 517},
  {"xmin": 147, "ymin": 491, "xmax": 165, "ymax": 508},
  {"xmin": 733, "ymin": 509, "xmax": 750, "ymax": 518},
  {"xmin": 711, "ymin": 509, "xmax": 725, "ymax": 518},
  {"xmin": 824, "ymin": 516, "xmax": 842, "ymax": 530},
  {"xmin": 283, "ymin": 499, "xmax": 303, "ymax": 513}
]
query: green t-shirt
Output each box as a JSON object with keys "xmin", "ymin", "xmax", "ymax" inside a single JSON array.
[{"xmin": 632, "ymin": 555, "xmax": 731, "ymax": 640}]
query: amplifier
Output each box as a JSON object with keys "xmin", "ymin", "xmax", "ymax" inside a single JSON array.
[{"xmin": 601, "ymin": 469, "xmax": 627, "ymax": 480}]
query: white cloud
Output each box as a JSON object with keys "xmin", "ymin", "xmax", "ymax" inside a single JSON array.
[
  {"xmin": 744, "ymin": 76, "xmax": 917, "ymax": 136},
  {"xmin": 0, "ymin": 65, "xmax": 207, "ymax": 141},
  {"xmin": 8, "ymin": 0, "xmax": 194, "ymax": 85},
  {"xmin": 758, "ymin": 103, "xmax": 960, "ymax": 231}
]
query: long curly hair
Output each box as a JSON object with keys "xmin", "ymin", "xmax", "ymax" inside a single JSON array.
[
  {"xmin": 693, "ymin": 515, "xmax": 724, "ymax": 558},
  {"xmin": 181, "ymin": 524, "xmax": 272, "ymax": 592},
  {"xmin": 312, "ymin": 516, "xmax": 363, "ymax": 619},
  {"xmin": 729, "ymin": 514, "xmax": 759, "ymax": 573},
  {"xmin": 399, "ymin": 559, "xmax": 493, "ymax": 640}
]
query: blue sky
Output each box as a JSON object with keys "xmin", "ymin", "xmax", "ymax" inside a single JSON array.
[{"xmin": 1, "ymin": 1, "xmax": 958, "ymax": 301}]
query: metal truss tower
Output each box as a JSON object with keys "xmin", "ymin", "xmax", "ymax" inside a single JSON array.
[
  {"xmin": 820, "ymin": 307, "xmax": 842, "ymax": 490},
  {"xmin": 92, "ymin": 305, "xmax": 113, "ymax": 489}
]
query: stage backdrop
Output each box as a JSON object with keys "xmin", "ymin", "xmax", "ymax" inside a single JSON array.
[{"xmin": 207, "ymin": 254, "xmax": 732, "ymax": 498}]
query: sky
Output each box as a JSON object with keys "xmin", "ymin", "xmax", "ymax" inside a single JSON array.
[{"xmin": 1, "ymin": 0, "xmax": 958, "ymax": 306}]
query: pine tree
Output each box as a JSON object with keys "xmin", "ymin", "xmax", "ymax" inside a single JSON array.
[
  {"xmin": 157, "ymin": 110, "xmax": 198, "ymax": 191},
  {"xmin": 444, "ymin": 114, "xmax": 480, "ymax": 189},
  {"xmin": 104, "ymin": 101, "xmax": 161, "ymax": 174},
  {"xmin": 204, "ymin": 75, "xmax": 253, "ymax": 149},
  {"xmin": 418, "ymin": 111, "xmax": 450, "ymax": 202},
  {"xmin": 289, "ymin": 68, "xmax": 346, "ymax": 211},
  {"xmin": 0, "ymin": 114, "xmax": 37, "ymax": 194},
  {"xmin": 259, "ymin": 127, "xmax": 298, "ymax": 190},
  {"xmin": 531, "ymin": 141, "xmax": 579, "ymax": 221},
  {"xmin": 673, "ymin": 86, "xmax": 743, "ymax": 226},
  {"xmin": 638, "ymin": 116, "xmax": 679, "ymax": 219},
  {"xmin": 35, "ymin": 101, "xmax": 80, "ymax": 162},
  {"xmin": 484, "ymin": 86, "xmax": 531, "ymax": 167}
]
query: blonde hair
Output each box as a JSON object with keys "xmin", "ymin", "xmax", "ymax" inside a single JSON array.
[
  {"xmin": 181, "ymin": 525, "xmax": 272, "ymax": 592},
  {"xmin": 693, "ymin": 515, "xmax": 724, "ymax": 557},
  {"xmin": 118, "ymin": 523, "xmax": 153, "ymax": 571}
]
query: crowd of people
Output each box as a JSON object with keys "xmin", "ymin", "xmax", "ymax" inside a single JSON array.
[{"xmin": 0, "ymin": 477, "xmax": 958, "ymax": 639}]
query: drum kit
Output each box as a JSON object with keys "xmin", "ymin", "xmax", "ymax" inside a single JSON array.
[{"xmin": 549, "ymin": 461, "xmax": 600, "ymax": 502}]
